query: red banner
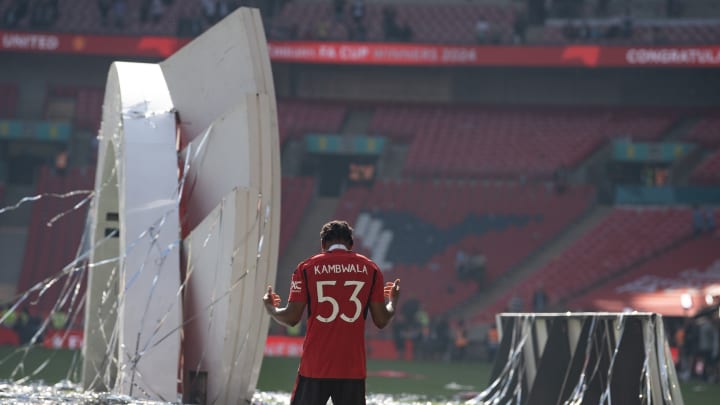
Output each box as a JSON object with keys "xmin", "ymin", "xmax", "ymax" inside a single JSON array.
[
  {"xmin": 0, "ymin": 30, "xmax": 190, "ymax": 58},
  {"xmin": 0, "ymin": 326, "xmax": 19, "ymax": 346},
  {"xmin": 264, "ymin": 335, "xmax": 304, "ymax": 357},
  {"xmin": 2, "ymin": 29, "xmax": 719, "ymax": 67},
  {"xmin": 269, "ymin": 42, "xmax": 720, "ymax": 67}
]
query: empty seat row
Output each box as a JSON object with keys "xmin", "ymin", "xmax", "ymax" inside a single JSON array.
[
  {"xmin": 568, "ymin": 233, "xmax": 720, "ymax": 313},
  {"xmin": 690, "ymin": 149, "xmax": 720, "ymax": 184},
  {"xmin": 686, "ymin": 116, "xmax": 720, "ymax": 148},
  {"xmin": 473, "ymin": 206, "xmax": 694, "ymax": 323},
  {"xmin": 541, "ymin": 22, "xmax": 720, "ymax": 45},
  {"xmin": 370, "ymin": 104, "xmax": 677, "ymax": 178},
  {"xmin": 278, "ymin": 100, "xmax": 347, "ymax": 145},
  {"xmin": 46, "ymin": 86, "xmax": 105, "ymax": 131},
  {"xmin": 280, "ymin": 176, "xmax": 315, "ymax": 255},
  {"xmin": 0, "ymin": 84, "xmax": 19, "ymax": 119}
]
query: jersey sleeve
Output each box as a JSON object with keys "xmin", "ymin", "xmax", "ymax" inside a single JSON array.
[
  {"xmin": 370, "ymin": 265, "xmax": 385, "ymax": 303},
  {"xmin": 288, "ymin": 266, "xmax": 307, "ymax": 302}
]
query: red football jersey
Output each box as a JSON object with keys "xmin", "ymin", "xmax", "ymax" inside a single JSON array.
[{"xmin": 288, "ymin": 247, "xmax": 385, "ymax": 379}]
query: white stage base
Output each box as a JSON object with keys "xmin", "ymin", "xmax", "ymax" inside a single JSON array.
[
  {"xmin": 83, "ymin": 62, "xmax": 182, "ymax": 401},
  {"xmin": 83, "ymin": 7, "xmax": 280, "ymax": 404}
]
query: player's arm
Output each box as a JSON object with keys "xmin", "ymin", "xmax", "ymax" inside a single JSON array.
[
  {"xmin": 262, "ymin": 286, "xmax": 305, "ymax": 327},
  {"xmin": 370, "ymin": 279, "xmax": 400, "ymax": 329}
]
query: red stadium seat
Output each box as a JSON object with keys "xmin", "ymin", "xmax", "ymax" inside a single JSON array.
[
  {"xmin": 472, "ymin": 206, "xmax": 694, "ymax": 324},
  {"xmin": 690, "ymin": 149, "xmax": 720, "ymax": 185},
  {"xmin": 18, "ymin": 166, "xmax": 94, "ymax": 315},
  {"xmin": 686, "ymin": 116, "xmax": 720, "ymax": 148},
  {"xmin": 279, "ymin": 176, "xmax": 315, "ymax": 255},
  {"xmin": 569, "ymin": 233, "xmax": 720, "ymax": 313},
  {"xmin": 541, "ymin": 20, "xmax": 720, "ymax": 46},
  {"xmin": 277, "ymin": 100, "xmax": 347, "ymax": 145},
  {"xmin": 370, "ymin": 104, "xmax": 676, "ymax": 178},
  {"xmin": 46, "ymin": 86, "xmax": 105, "ymax": 131},
  {"xmin": 0, "ymin": 84, "xmax": 19, "ymax": 119}
]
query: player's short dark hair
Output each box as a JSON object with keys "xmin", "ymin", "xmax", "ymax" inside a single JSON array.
[{"xmin": 320, "ymin": 220, "xmax": 354, "ymax": 248}]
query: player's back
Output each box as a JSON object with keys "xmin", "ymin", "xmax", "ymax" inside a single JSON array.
[{"xmin": 291, "ymin": 249, "xmax": 384, "ymax": 379}]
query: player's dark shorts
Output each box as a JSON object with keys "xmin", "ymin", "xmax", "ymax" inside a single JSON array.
[{"xmin": 291, "ymin": 374, "xmax": 366, "ymax": 405}]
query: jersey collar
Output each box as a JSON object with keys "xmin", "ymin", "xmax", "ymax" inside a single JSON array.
[{"xmin": 327, "ymin": 244, "xmax": 348, "ymax": 252}]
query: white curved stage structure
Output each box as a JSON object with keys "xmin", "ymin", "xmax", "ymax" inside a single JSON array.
[{"xmin": 82, "ymin": 8, "xmax": 280, "ymax": 404}]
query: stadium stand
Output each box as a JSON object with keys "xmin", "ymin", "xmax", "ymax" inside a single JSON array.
[
  {"xmin": 3, "ymin": 0, "xmax": 719, "ymax": 46},
  {"xmin": 277, "ymin": 100, "xmax": 347, "ymax": 145},
  {"xmin": 0, "ymin": 84, "xmax": 19, "ymax": 119},
  {"xmin": 279, "ymin": 176, "xmax": 315, "ymax": 255},
  {"xmin": 334, "ymin": 180, "xmax": 595, "ymax": 315},
  {"xmin": 690, "ymin": 149, "xmax": 720, "ymax": 184},
  {"xmin": 370, "ymin": 105, "xmax": 677, "ymax": 178},
  {"xmin": 3, "ymin": 0, "xmax": 720, "ymax": 48},
  {"xmin": 540, "ymin": 21, "xmax": 720, "ymax": 45},
  {"xmin": 2, "ymin": 0, "xmax": 199, "ymax": 36},
  {"xmin": 686, "ymin": 115, "xmax": 720, "ymax": 148},
  {"xmin": 473, "ymin": 206, "xmax": 695, "ymax": 323},
  {"xmin": 270, "ymin": 1, "xmax": 515, "ymax": 43},
  {"xmin": 45, "ymin": 86, "xmax": 105, "ymax": 131},
  {"xmin": 568, "ymin": 231, "xmax": 720, "ymax": 313},
  {"xmin": 2, "ymin": 0, "xmax": 517, "ymax": 44},
  {"xmin": 17, "ymin": 166, "xmax": 94, "ymax": 315}
]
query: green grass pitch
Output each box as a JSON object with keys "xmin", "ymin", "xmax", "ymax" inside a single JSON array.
[{"xmin": 0, "ymin": 346, "xmax": 719, "ymax": 404}]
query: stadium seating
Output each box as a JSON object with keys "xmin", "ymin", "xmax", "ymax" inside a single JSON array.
[
  {"xmin": 0, "ymin": 84, "xmax": 19, "ymax": 119},
  {"xmin": 543, "ymin": 0, "xmax": 718, "ymax": 20},
  {"xmin": 370, "ymin": 104, "xmax": 677, "ymax": 178},
  {"xmin": 279, "ymin": 176, "xmax": 315, "ymax": 255},
  {"xmin": 541, "ymin": 21, "xmax": 720, "ymax": 45},
  {"xmin": 4, "ymin": 0, "xmax": 516, "ymax": 44},
  {"xmin": 46, "ymin": 86, "xmax": 105, "ymax": 131},
  {"xmin": 277, "ymin": 100, "xmax": 347, "ymax": 145},
  {"xmin": 17, "ymin": 166, "xmax": 94, "ymax": 315},
  {"xmin": 5, "ymin": 0, "xmax": 201, "ymax": 36},
  {"xmin": 4, "ymin": 0, "xmax": 720, "ymax": 46},
  {"xmin": 686, "ymin": 116, "xmax": 720, "ymax": 148},
  {"xmin": 690, "ymin": 149, "xmax": 720, "ymax": 184},
  {"xmin": 271, "ymin": 1, "xmax": 514, "ymax": 43},
  {"xmin": 568, "ymin": 231, "xmax": 720, "ymax": 312},
  {"xmin": 334, "ymin": 180, "xmax": 595, "ymax": 315},
  {"xmin": 334, "ymin": 183, "xmax": 371, "ymax": 226},
  {"xmin": 472, "ymin": 206, "xmax": 695, "ymax": 323}
]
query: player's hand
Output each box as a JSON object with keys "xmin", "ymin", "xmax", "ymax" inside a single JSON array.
[
  {"xmin": 263, "ymin": 285, "xmax": 281, "ymax": 308},
  {"xmin": 384, "ymin": 279, "xmax": 400, "ymax": 301}
]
